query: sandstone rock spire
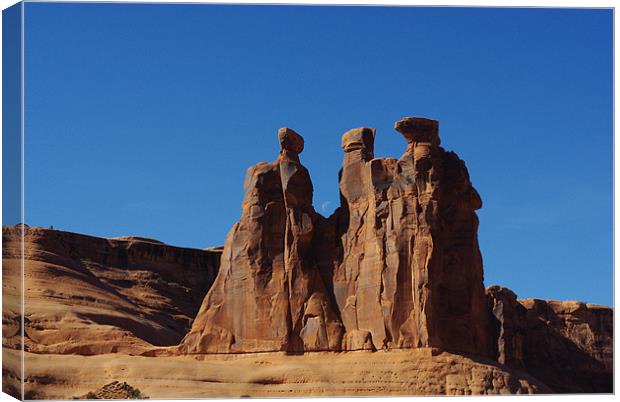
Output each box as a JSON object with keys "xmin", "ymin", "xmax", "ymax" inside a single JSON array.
[
  {"xmin": 329, "ymin": 117, "xmax": 491, "ymax": 356},
  {"xmin": 179, "ymin": 128, "xmax": 343, "ymax": 353},
  {"xmin": 395, "ymin": 117, "xmax": 490, "ymax": 356}
]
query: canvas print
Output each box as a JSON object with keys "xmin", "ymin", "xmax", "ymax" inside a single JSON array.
[{"xmin": 2, "ymin": 2, "xmax": 613, "ymax": 399}]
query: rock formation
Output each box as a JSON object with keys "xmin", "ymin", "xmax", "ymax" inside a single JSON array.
[
  {"xmin": 486, "ymin": 286, "xmax": 613, "ymax": 393},
  {"xmin": 519, "ymin": 298, "xmax": 613, "ymax": 393},
  {"xmin": 2, "ymin": 225, "xmax": 221, "ymax": 355},
  {"xmin": 486, "ymin": 286, "xmax": 528, "ymax": 369},
  {"xmin": 181, "ymin": 117, "xmax": 491, "ymax": 356},
  {"xmin": 326, "ymin": 119, "xmax": 490, "ymax": 355},
  {"xmin": 179, "ymin": 128, "xmax": 344, "ymax": 353}
]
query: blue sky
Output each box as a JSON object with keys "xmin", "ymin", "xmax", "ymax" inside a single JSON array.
[{"xmin": 22, "ymin": 4, "xmax": 612, "ymax": 306}]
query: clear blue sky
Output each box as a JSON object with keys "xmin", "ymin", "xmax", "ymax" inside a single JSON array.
[{"xmin": 22, "ymin": 4, "xmax": 612, "ymax": 306}]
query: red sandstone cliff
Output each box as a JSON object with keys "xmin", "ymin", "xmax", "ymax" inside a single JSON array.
[
  {"xmin": 2, "ymin": 225, "xmax": 220, "ymax": 355},
  {"xmin": 487, "ymin": 286, "xmax": 613, "ymax": 393}
]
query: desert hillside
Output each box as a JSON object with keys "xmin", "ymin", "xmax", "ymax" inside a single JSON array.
[{"xmin": 2, "ymin": 225, "xmax": 221, "ymax": 356}]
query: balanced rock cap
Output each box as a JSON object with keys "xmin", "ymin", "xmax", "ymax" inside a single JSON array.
[
  {"xmin": 341, "ymin": 127, "xmax": 375, "ymax": 153},
  {"xmin": 278, "ymin": 127, "xmax": 304, "ymax": 154},
  {"xmin": 394, "ymin": 117, "xmax": 440, "ymax": 145}
]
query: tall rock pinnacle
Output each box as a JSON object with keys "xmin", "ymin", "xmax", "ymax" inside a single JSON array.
[{"xmin": 179, "ymin": 128, "xmax": 343, "ymax": 353}]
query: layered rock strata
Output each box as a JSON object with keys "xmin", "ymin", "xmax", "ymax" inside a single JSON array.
[
  {"xmin": 486, "ymin": 286, "xmax": 613, "ymax": 393},
  {"xmin": 9, "ymin": 348, "xmax": 550, "ymax": 399},
  {"xmin": 519, "ymin": 298, "xmax": 612, "ymax": 393},
  {"xmin": 2, "ymin": 225, "xmax": 221, "ymax": 355}
]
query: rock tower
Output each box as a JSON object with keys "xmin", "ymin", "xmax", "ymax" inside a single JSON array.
[{"xmin": 180, "ymin": 117, "xmax": 491, "ymax": 357}]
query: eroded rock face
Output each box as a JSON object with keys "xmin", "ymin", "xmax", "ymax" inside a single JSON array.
[
  {"xmin": 183, "ymin": 118, "xmax": 491, "ymax": 357},
  {"xmin": 486, "ymin": 286, "xmax": 528, "ymax": 369},
  {"xmin": 519, "ymin": 298, "xmax": 613, "ymax": 393},
  {"xmin": 179, "ymin": 128, "xmax": 344, "ymax": 353},
  {"xmin": 328, "ymin": 118, "xmax": 491, "ymax": 356},
  {"xmin": 1, "ymin": 225, "xmax": 221, "ymax": 355},
  {"xmin": 485, "ymin": 286, "xmax": 613, "ymax": 393}
]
